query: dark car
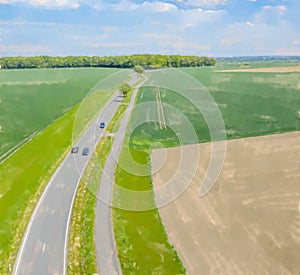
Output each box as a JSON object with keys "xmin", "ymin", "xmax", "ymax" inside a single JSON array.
[
  {"xmin": 71, "ymin": 146, "xmax": 79, "ymax": 153},
  {"xmin": 82, "ymin": 147, "xmax": 89, "ymax": 156},
  {"xmin": 99, "ymin": 122, "xmax": 105, "ymax": 129}
]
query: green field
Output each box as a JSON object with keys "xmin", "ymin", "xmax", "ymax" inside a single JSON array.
[
  {"xmin": 113, "ymin": 64, "xmax": 300, "ymax": 274},
  {"xmin": 113, "ymin": 148, "xmax": 186, "ymax": 274},
  {"xmin": 0, "ymin": 68, "xmax": 120, "ymax": 159},
  {"xmin": 183, "ymin": 66, "xmax": 300, "ymax": 139},
  {"xmin": 128, "ymin": 66, "xmax": 300, "ymax": 148},
  {"xmin": 0, "ymin": 105, "xmax": 78, "ymax": 273},
  {"xmin": 0, "ymin": 68, "xmax": 131, "ymax": 273}
]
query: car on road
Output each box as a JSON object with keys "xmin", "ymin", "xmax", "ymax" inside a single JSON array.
[
  {"xmin": 82, "ymin": 147, "xmax": 89, "ymax": 156},
  {"xmin": 99, "ymin": 121, "xmax": 105, "ymax": 129},
  {"xmin": 71, "ymin": 146, "xmax": 79, "ymax": 153}
]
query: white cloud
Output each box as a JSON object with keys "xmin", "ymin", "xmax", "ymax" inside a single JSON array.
[
  {"xmin": 87, "ymin": 0, "xmax": 178, "ymax": 12},
  {"xmin": 72, "ymin": 34, "xmax": 108, "ymax": 40},
  {"xmin": 141, "ymin": 1, "xmax": 177, "ymax": 12},
  {"xmin": 0, "ymin": 0, "xmax": 225, "ymax": 11},
  {"xmin": 175, "ymin": 0, "xmax": 227, "ymax": 7},
  {"xmin": 0, "ymin": 44, "xmax": 50, "ymax": 53},
  {"xmin": 220, "ymin": 36, "xmax": 245, "ymax": 46},
  {"xmin": 275, "ymin": 48, "xmax": 300, "ymax": 56},
  {"xmin": 141, "ymin": 32, "xmax": 210, "ymax": 53},
  {"xmin": 254, "ymin": 5, "xmax": 287, "ymax": 23},
  {"xmin": 216, "ymin": 13, "xmax": 299, "ymax": 56},
  {"xmin": 0, "ymin": 0, "xmax": 179, "ymax": 12},
  {"xmin": 172, "ymin": 41, "xmax": 210, "ymax": 51},
  {"xmin": 102, "ymin": 26, "xmax": 119, "ymax": 32},
  {"xmin": 0, "ymin": 0, "xmax": 80, "ymax": 9},
  {"xmin": 178, "ymin": 7, "xmax": 225, "ymax": 27},
  {"xmin": 292, "ymin": 40, "xmax": 300, "ymax": 46},
  {"xmin": 90, "ymin": 42, "xmax": 144, "ymax": 48},
  {"xmin": 0, "ymin": 20, "xmax": 72, "ymax": 27}
]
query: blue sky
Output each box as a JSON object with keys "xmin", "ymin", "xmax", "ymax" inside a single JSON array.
[{"xmin": 0, "ymin": 0, "xmax": 299, "ymax": 56}]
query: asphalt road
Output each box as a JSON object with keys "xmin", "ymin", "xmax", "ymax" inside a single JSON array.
[
  {"xmin": 95, "ymin": 74, "xmax": 147, "ymax": 275},
  {"xmin": 13, "ymin": 78, "xmax": 135, "ymax": 275}
]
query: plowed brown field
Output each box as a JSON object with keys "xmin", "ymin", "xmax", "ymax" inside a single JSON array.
[
  {"xmin": 216, "ymin": 65, "xmax": 300, "ymax": 73},
  {"xmin": 152, "ymin": 132, "xmax": 300, "ymax": 274}
]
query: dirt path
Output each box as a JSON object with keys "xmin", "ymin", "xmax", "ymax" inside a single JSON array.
[
  {"xmin": 152, "ymin": 131, "xmax": 300, "ymax": 274},
  {"xmin": 216, "ymin": 65, "xmax": 300, "ymax": 73}
]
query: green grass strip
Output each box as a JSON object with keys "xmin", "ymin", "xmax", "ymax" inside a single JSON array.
[
  {"xmin": 67, "ymin": 87, "xmax": 136, "ymax": 274},
  {"xmin": 68, "ymin": 136, "xmax": 112, "ymax": 275},
  {"xmin": 113, "ymin": 148, "xmax": 186, "ymax": 274}
]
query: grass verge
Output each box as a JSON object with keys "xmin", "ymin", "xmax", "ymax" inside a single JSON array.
[
  {"xmin": 67, "ymin": 78, "xmax": 139, "ymax": 274},
  {"xmin": 68, "ymin": 136, "xmax": 112, "ymax": 275},
  {"xmin": 113, "ymin": 147, "xmax": 186, "ymax": 274}
]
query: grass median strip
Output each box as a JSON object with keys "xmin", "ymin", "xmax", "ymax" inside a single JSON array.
[
  {"xmin": 67, "ymin": 85, "xmax": 134, "ymax": 274},
  {"xmin": 113, "ymin": 147, "xmax": 186, "ymax": 274},
  {"xmin": 68, "ymin": 136, "xmax": 112, "ymax": 275},
  {"xmin": 112, "ymin": 76, "xmax": 186, "ymax": 274}
]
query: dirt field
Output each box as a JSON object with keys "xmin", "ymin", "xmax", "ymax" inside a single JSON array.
[
  {"xmin": 217, "ymin": 65, "xmax": 300, "ymax": 73},
  {"xmin": 151, "ymin": 132, "xmax": 300, "ymax": 274}
]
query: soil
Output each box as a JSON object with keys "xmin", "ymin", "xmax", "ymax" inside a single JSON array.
[{"xmin": 151, "ymin": 132, "xmax": 300, "ymax": 274}]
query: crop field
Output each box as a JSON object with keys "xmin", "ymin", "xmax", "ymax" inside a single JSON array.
[
  {"xmin": 206, "ymin": 69, "xmax": 300, "ymax": 139},
  {"xmin": 0, "ymin": 68, "xmax": 121, "ymax": 159},
  {"xmin": 151, "ymin": 131, "xmax": 300, "ymax": 274},
  {"xmin": 128, "ymin": 66, "xmax": 300, "ymax": 150},
  {"xmin": 113, "ymin": 64, "xmax": 300, "ymax": 274},
  {"xmin": 0, "ymin": 68, "xmax": 130, "ymax": 272}
]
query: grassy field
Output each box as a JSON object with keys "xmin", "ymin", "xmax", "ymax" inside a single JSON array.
[
  {"xmin": 0, "ymin": 105, "xmax": 78, "ymax": 273},
  {"xmin": 0, "ymin": 68, "xmax": 120, "ymax": 159},
  {"xmin": 182, "ymin": 66, "xmax": 300, "ymax": 138},
  {"xmin": 129, "ymin": 86, "xmax": 208, "ymax": 149},
  {"xmin": 112, "ymin": 64, "xmax": 300, "ymax": 274},
  {"xmin": 127, "ymin": 66, "xmax": 300, "ymax": 149},
  {"xmin": 214, "ymin": 60, "xmax": 300, "ymax": 70},
  {"xmin": 0, "ymin": 68, "xmax": 130, "ymax": 273}
]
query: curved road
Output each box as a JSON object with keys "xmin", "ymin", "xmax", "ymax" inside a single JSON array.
[
  {"xmin": 13, "ymin": 73, "xmax": 140, "ymax": 275},
  {"xmin": 95, "ymin": 74, "xmax": 147, "ymax": 275}
]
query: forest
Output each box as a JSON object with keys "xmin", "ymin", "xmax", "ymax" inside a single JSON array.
[{"xmin": 0, "ymin": 54, "xmax": 216, "ymax": 69}]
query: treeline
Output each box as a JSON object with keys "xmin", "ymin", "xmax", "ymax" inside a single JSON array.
[{"xmin": 0, "ymin": 54, "xmax": 216, "ymax": 69}]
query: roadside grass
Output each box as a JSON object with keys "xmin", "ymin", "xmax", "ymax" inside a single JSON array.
[
  {"xmin": 67, "ymin": 79, "xmax": 138, "ymax": 274},
  {"xmin": 68, "ymin": 136, "xmax": 112, "ymax": 275},
  {"xmin": 0, "ymin": 68, "xmax": 120, "ymax": 159},
  {"xmin": 106, "ymin": 91, "xmax": 134, "ymax": 134},
  {"xmin": 112, "ymin": 73, "xmax": 186, "ymax": 274},
  {"xmin": 113, "ymin": 147, "xmax": 186, "ymax": 274},
  {"xmin": 106, "ymin": 104, "xmax": 128, "ymax": 134},
  {"xmin": 0, "ymin": 88, "xmax": 118, "ymax": 274}
]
